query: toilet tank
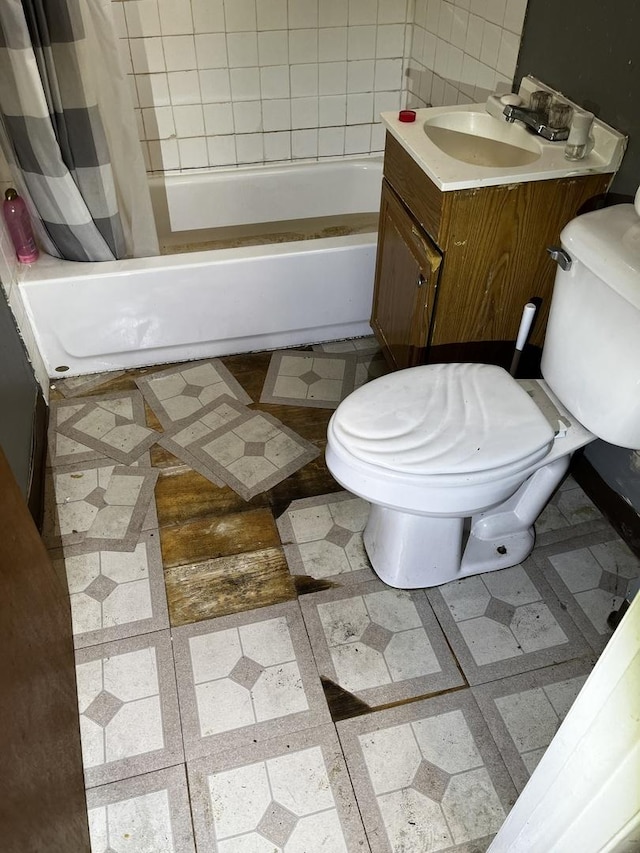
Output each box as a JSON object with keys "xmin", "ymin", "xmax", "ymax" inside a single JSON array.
[{"xmin": 541, "ymin": 203, "xmax": 640, "ymax": 449}]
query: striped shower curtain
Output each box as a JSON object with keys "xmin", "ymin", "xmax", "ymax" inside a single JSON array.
[{"xmin": 0, "ymin": 0, "xmax": 158, "ymax": 262}]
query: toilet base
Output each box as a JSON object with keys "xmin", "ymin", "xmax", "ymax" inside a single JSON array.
[{"xmin": 362, "ymin": 455, "xmax": 571, "ymax": 588}]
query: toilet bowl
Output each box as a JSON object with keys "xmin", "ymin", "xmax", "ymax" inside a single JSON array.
[
  {"xmin": 326, "ymin": 200, "xmax": 640, "ymax": 589},
  {"xmin": 327, "ymin": 364, "xmax": 593, "ymax": 587}
]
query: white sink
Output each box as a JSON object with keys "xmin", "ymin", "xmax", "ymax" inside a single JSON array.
[
  {"xmin": 423, "ymin": 111, "xmax": 541, "ymax": 168},
  {"xmin": 380, "ymin": 96, "xmax": 626, "ymax": 191}
]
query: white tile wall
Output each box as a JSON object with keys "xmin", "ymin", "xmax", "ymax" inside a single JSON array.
[
  {"xmin": 115, "ymin": 0, "xmax": 526, "ymax": 173},
  {"xmin": 115, "ymin": 0, "xmax": 412, "ymax": 171},
  {"xmin": 407, "ymin": 0, "xmax": 527, "ymax": 109}
]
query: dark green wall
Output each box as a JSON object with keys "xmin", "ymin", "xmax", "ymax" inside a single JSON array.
[
  {"xmin": 517, "ymin": 0, "xmax": 640, "ymax": 514},
  {"xmin": 0, "ymin": 287, "xmax": 39, "ymax": 498},
  {"xmin": 516, "ymin": 0, "xmax": 639, "ymax": 196}
]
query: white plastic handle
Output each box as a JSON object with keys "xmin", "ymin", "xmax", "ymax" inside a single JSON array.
[{"xmin": 515, "ymin": 302, "xmax": 537, "ymax": 351}]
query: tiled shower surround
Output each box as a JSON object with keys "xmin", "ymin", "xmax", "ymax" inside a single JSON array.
[{"xmin": 112, "ymin": 0, "xmax": 528, "ymax": 173}]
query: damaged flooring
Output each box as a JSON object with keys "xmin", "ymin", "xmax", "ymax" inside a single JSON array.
[{"xmin": 45, "ymin": 341, "xmax": 639, "ymax": 852}]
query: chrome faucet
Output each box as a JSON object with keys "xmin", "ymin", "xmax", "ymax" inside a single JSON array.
[{"xmin": 502, "ymin": 104, "xmax": 570, "ymax": 142}]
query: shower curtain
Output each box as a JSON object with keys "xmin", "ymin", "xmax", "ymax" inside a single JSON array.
[{"xmin": 0, "ymin": 0, "xmax": 158, "ymax": 262}]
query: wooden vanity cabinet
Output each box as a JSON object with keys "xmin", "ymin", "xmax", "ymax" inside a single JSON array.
[{"xmin": 371, "ymin": 133, "xmax": 612, "ymax": 370}]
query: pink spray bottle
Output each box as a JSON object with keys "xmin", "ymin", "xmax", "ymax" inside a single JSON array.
[{"xmin": 3, "ymin": 188, "xmax": 39, "ymax": 264}]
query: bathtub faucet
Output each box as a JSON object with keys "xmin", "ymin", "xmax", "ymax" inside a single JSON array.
[{"xmin": 502, "ymin": 104, "xmax": 570, "ymax": 142}]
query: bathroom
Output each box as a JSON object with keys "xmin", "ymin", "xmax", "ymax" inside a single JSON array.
[{"xmin": 1, "ymin": 0, "xmax": 639, "ymax": 850}]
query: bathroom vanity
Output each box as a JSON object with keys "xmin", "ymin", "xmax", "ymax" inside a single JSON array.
[{"xmin": 372, "ymin": 87, "xmax": 626, "ymax": 370}]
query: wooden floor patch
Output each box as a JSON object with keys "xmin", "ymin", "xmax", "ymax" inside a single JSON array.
[
  {"xmin": 160, "ymin": 508, "xmax": 280, "ymax": 568},
  {"xmin": 164, "ymin": 546, "xmax": 296, "ymax": 625}
]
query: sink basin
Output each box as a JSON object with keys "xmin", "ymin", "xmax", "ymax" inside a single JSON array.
[{"xmin": 423, "ymin": 111, "xmax": 541, "ymax": 167}]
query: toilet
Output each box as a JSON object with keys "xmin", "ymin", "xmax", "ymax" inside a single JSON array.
[{"xmin": 326, "ymin": 197, "xmax": 640, "ymax": 588}]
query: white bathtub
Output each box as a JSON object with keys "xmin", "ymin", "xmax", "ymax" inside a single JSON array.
[{"xmin": 18, "ymin": 156, "xmax": 382, "ymax": 377}]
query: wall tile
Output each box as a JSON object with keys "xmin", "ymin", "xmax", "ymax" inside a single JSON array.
[
  {"xmin": 349, "ymin": 0, "xmax": 377, "ymax": 26},
  {"xmin": 318, "ymin": 27, "xmax": 348, "ymax": 61},
  {"xmin": 168, "ymin": 70, "xmax": 201, "ymax": 104},
  {"xmin": 236, "ymin": 132, "xmax": 264, "ymax": 162},
  {"xmin": 291, "ymin": 64, "xmax": 319, "ymax": 97},
  {"xmin": 347, "ymin": 92, "xmax": 374, "ymax": 124},
  {"xmin": 195, "ymin": 33, "xmax": 228, "ymax": 68},
  {"xmin": 318, "ymin": 94, "xmax": 346, "ymax": 126},
  {"xmin": 345, "ymin": 123, "xmax": 371, "ymax": 153},
  {"xmin": 227, "ymin": 32, "xmax": 259, "ymax": 67},
  {"xmin": 118, "ymin": 0, "xmax": 524, "ymax": 171},
  {"xmin": 191, "ymin": 0, "xmax": 225, "ymax": 32},
  {"xmin": 233, "ymin": 100, "xmax": 263, "ymax": 133},
  {"xmin": 288, "ymin": 0, "xmax": 319, "ymax": 29},
  {"xmin": 130, "ymin": 37, "xmax": 166, "ymax": 73},
  {"xmin": 376, "ymin": 24, "xmax": 406, "ymax": 57},
  {"xmin": 199, "ymin": 68, "xmax": 232, "ymax": 102},
  {"xmin": 318, "ymin": 0, "xmax": 348, "ymax": 27},
  {"xmin": 262, "ymin": 98, "xmax": 292, "ymax": 131},
  {"xmin": 319, "ymin": 61, "xmax": 348, "ymax": 95},
  {"xmin": 261, "ymin": 65, "xmax": 291, "ymax": 98},
  {"xmin": 347, "ymin": 59, "xmax": 375, "ymax": 93},
  {"xmin": 136, "ymin": 73, "xmax": 171, "ymax": 108},
  {"xmin": 207, "ymin": 134, "xmax": 237, "ymax": 165},
  {"xmin": 159, "ymin": 0, "xmax": 194, "ymax": 36},
  {"xmin": 224, "ymin": 0, "xmax": 257, "ymax": 32},
  {"xmin": 264, "ymin": 130, "xmax": 292, "ymax": 160},
  {"xmin": 318, "ymin": 125, "xmax": 345, "ymax": 155},
  {"xmin": 178, "ymin": 136, "xmax": 208, "ymax": 167},
  {"xmin": 289, "ymin": 29, "xmax": 319, "ymax": 63},
  {"xmin": 203, "ymin": 102, "xmax": 235, "ymax": 135},
  {"xmin": 257, "ymin": 30, "xmax": 289, "ymax": 65},
  {"xmin": 291, "ymin": 128, "xmax": 318, "ymax": 157},
  {"xmin": 173, "ymin": 104, "xmax": 205, "ymax": 136},
  {"xmin": 257, "ymin": 0, "xmax": 288, "ymax": 30},
  {"xmin": 347, "ymin": 25, "xmax": 377, "ymax": 59},
  {"xmin": 125, "ymin": 0, "xmax": 161, "ymax": 38},
  {"xmin": 163, "ymin": 35, "xmax": 197, "ymax": 71},
  {"xmin": 291, "ymin": 96, "xmax": 319, "ymax": 128},
  {"xmin": 230, "ymin": 67, "xmax": 261, "ymax": 100}
]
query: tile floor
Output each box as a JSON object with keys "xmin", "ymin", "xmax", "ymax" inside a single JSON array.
[{"xmin": 46, "ymin": 340, "xmax": 639, "ymax": 852}]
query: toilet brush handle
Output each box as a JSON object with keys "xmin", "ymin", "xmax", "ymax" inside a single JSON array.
[{"xmin": 509, "ymin": 302, "xmax": 537, "ymax": 376}]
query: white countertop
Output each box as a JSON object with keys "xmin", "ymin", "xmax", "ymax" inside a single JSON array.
[{"xmin": 381, "ymin": 103, "xmax": 627, "ymax": 192}]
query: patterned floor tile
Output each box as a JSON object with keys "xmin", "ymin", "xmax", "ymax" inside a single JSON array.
[
  {"xmin": 354, "ymin": 350, "xmax": 389, "ymax": 388},
  {"xmin": 172, "ymin": 601, "xmax": 330, "ymax": 758},
  {"xmin": 472, "ymin": 658, "xmax": 595, "ymax": 792},
  {"xmin": 136, "ymin": 359, "xmax": 252, "ymax": 428},
  {"xmin": 260, "ymin": 350, "xmax": 358, "ymax": 409},
  {"xmin": 48, "ymin": 398, "xmax": 106, "ymax": 467},
  {"xmin": 185, "ymin": 397, "xmax": 320, "ymax": 500},
  {"xmin": 301, "ymin": 580, "xmax": 464, "ymax": 706},
  {"xmin": 277, "ymin": 491, "xmax": 376, "ymax": 586},
  {"xmin": 86, "ymin": 765, "xmax": 196, "ymax": 852},
  {"xmin": 188, "ymin": 724, "xmax": 370, "ymax": 852},
  {"xmin": 338, "ymin": 690, "xmax": 517, "ymax": 853},
  {"xmin": 313, "ymin": 336, "xmax": 380, "ymax": 355},
  {"xmin": 42, "ymin": 461, "xmax": 159, "ymax": 551},
  {"xmin": 535, "ymin": 536, "xmax": 640, "ymax": 652},
  {"xmin": 76, "ymin": 631, "xmax": 184, "ymax": 787},
  {"xmin": 54, "ymin": 370, "xmax": 126, "ymax": 398},
  {"xmin": 535, "ymin": 476, "xmax": 607, "ymax": 539},
  {"xmin": 55, "ymin": 391, "xmax": 161, "ymax": 466},
  {"xmin": 52, "ymin": 531, "xmax": 169, "ymax": 648},
  {"xmin": 426, "ymin": 560, "xmax": 589, "ymax": 685}
]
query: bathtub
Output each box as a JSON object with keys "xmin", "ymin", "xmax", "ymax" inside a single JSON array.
[{"xmin": 18, "ymin": 156, "xmax": 382, "ymax": 377}]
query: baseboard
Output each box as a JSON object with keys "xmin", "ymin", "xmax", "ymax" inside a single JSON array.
[{"xmin": 570, "ymin": 450, "xmax": 640, "ymax": 559}]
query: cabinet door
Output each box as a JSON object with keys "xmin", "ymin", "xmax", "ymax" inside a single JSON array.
[{"xmin": 371, "ymin": 180, "xmax": 442, "ymax": 370}]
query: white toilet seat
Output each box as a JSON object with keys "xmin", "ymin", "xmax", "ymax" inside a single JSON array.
[{"xmin": 330, "ymin": 363, "xmax": 555, "ymax": 476}]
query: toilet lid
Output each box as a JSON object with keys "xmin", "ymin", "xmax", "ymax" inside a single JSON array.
[{"xmin": 331, "ymin": 363, "xmax": 555, "ymax": 476}]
